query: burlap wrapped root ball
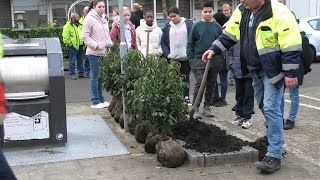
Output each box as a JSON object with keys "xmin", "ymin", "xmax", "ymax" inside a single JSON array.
[
  {"xmin": 114, "ymin": 106, "xmax": 123, "ymax": 123},
  {"xmin": 145, "ymin": 134, "xmax": 162, "ymax": 154},
  {"xmin": 156, "ymin": 139, "xmax": 186, "ymax": 168},
  {"xmin": 134, "ymin": 123, "xmax": 150, "ymax": 143}
]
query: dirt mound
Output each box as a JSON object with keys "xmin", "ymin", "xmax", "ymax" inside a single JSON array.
[
  {"xmin": 248, "ymin": 136, "xmax": 268, "ymax": 161},
  {"xmin": 173, "ymin": 120, "xmax": 247, "ymax": 154}
]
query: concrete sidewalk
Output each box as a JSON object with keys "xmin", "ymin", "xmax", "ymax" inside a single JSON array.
[{"xmin": 10, "ymin": 102, "xmax": 320, "ymax": 180}]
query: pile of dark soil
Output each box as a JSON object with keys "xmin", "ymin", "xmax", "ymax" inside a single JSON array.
[
  {"xmin": 248, "ymin": 136, "xmax": 268, "ymax": 161},
  {"xmin": 173, "ymin": 120, "xmax": 247, "ymax": 154}
]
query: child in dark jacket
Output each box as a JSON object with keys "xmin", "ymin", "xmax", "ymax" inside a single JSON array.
[
  {"xmin": 161, "ymin": 6, "xmax": 193, "ymax": 105},
  {"xmin": 186, "ymin": 1, "xmax": 224, "ymax": 118}
]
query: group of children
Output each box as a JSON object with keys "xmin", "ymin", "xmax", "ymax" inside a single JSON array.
[{"xmin": 76, "ymin": 0, "xmax": 254, "ymax": 129}]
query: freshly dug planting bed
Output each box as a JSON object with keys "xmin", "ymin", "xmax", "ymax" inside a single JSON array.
[{"xmin": 173, "ymin": 120, "xmax": 247, "ymax": 154}]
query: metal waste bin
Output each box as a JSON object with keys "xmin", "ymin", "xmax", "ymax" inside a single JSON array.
[{"xmin": 0, "ymin": 11, "xmax": 67, "ymax": 147}]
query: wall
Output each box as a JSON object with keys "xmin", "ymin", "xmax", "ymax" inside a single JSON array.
[
  {"xmin": 287, "ymin": 0, "xmax": 320, "ymax": 19},
  {"xmin": 0, "ymin": 0, "xmax": 12, "ymax": 28}
]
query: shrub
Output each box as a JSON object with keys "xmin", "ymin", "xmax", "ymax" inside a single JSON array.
[
  {"xmin": 100, "ymin": 45, "xmax": 122, "ymax": 97},
  {"xmin": 130, "ymin": 55, "xmax": 188, "ymax": 135}
]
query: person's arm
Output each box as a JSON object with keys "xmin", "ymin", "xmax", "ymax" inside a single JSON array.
[
  {"xmin": 82, "ymin": 18, "xmax": 99, "ymax": 50},
  {"xmin": 277, "ymin": 11, "xmax": 301, "ymax": 79},
  {"xmin": 158, "ymin": 28, "xmax": 163, "ymax": 55},
  {"xmin": 62, "ymin": 24, "xmax": 72, "ymax": 47},
  {"xmin": 186, "ymin": 25, "xmax": 196, "ymax": 61},
  {"xmin": 110, "ymin": 24, "xmax": 120, "ymax": 44},
  {"xmin": 160, "ymin": 25, "xmax": 170, "ymax": 58},
  {"xmin": 135, "ymin": 27, "xmax": 142, "ymax": 51}
]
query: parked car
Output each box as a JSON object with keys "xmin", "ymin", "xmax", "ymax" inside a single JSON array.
[
  {"xmin": 156, "ymin": 19, "xmax": 169, "ymax": 29},
  {"xmin": 298, "ymin": 16, "xmax": 320, "ymax": 61}
]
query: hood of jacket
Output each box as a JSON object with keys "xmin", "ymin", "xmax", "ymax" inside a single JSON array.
[
  {"xmin": 169, "ymin": 17, "xmax": 186, "ymax": 27},
  {"xmin": 140, "ymin": 19, "xmax": 159, "ymax": 30},
  {"xmin": 87, "ymin": 10, "xmax": 108, "ymax": 24}
]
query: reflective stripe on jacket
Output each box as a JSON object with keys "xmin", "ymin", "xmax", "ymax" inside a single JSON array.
[
  {"xmin": 62, "ymin": 21, "xmax": 83, "ymax": 51},
  {"xmin": 210, "ymin": 0, "xmax": 301, "ymax": 85}
]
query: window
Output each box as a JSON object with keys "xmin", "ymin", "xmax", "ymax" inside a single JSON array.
[
  {"xmin": 308, "ymin": 19, "xmax": 320, "ymax": 31},
  {"xmin": 12, "ymin": 0, "xmax": 48, "ymax": 27},
  {"xmin": 52, "ymin": 0, "xmax": 87, "ymax": 27}
]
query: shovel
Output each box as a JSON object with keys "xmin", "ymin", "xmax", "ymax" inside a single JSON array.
[
  {"xmin": 145, "ymin": 29, "xmax": 153, "ymax": 55},
  {"xmin": 189, "ymin": 59, "xmax": 212, "ymax": 120}
]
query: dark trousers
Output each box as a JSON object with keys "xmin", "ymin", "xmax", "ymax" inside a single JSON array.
[
  {"xmin": 235, "ymin": 78, "xmax": 254, "ymax": 119},
  {"xmin": 213, "ymin": 70, "xmax": 228, "ymax": 100},
  {"xmin": 68, "ymin": 46, "xmax": 84, "ymax": 76},
  {"xmin": 192, "ymin": 62, "xmax": 221, "ymax": 107},
  {"xmin": 178, "ymin": 61, "xmax": 191, "ymax": 98},
  {"xmin": 0, "ymin": 151, "xmax": 16, "ymax": 180}
]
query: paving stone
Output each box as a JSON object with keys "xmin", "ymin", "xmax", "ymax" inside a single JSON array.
[{"xmin": 184, "ymin": 148, "xmax": 205, "ymax": 167}]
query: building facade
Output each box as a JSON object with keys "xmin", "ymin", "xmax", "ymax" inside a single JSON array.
[
  {"xmin": 1, "ymin": 0, "xmax": 319, "ymax": 28},
  {"xmin": 1, "ymin": 0, "xmax": 239, "ymax": 28}
]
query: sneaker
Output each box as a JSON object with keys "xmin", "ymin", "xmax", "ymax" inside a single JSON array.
[
  {"xmin": 79, "ymin": 74, "xmax": 85, "ymax": 78},
  {"xmin": 232, "ymin": 104, "xmax": 237, "ymax": 111},
  {"xmin": 211, "ymin": 97, "xmax": 220, "ymax": 106},
  {"xmin": 241, "ymin": 118, "xmax": 253, "ymax": 129},
  {"xmin": 185, "ymin": 96, "xmax": 192, "ymax": 106},
  {"xmin": 215, "ymin": 99, "xmax": 228, "ymax": 107},
  {"xmin": 232, "ymin": 116, "xmax": 244, "ymax": 126},
  {"xmin": 70, "ymin": 75, "xmax": 77, "ymax": 80},
  {"xmin": 91, "ymin": 103, "xmax": 107, "ymax": 109},
  {"xmin": 193, "ymin": 110, "xmax": 202, "ymax": 119},
  {"xmin": 202, "ymin": 106, "xmax": 215, "ymax": 117},
  {"xmin": 283, "ymin": 119, "xmax": 295, "ymax": 130},
  {"xmin": 102, "ymin": 101, "xmax": 110, "ymax": 107},
  {"xmin": 256, "ymin": 156, "xmax": 281, "ymax": 174}
]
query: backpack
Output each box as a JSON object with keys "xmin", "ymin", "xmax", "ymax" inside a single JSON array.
[{"xmin": 300, "ymin": 32, "xmax": 313, "ymax": 75}]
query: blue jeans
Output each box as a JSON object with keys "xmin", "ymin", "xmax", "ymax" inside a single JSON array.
[
  {"xmin": 252, "ymin": 71, "xmax": 284, "ymax": 159},
  {"xmin": 0, "ymin": 150, "xmax": 16, "ymax": 179},
  {"xmin": 228, "ymin": 70, "xmax": 234, "ymax": 82},
  {"xmin": 88, "ymin": 55, "xmax": 105, "ymax": 105},
  {"xmin": 281, "ymin": 86, "xmax": 299, "ymax": 122},
  {"xmin": 68, "ymin": 46, "xmax": 84, "ymax": 76},
  {"xmin": 84, "ymin": 55, "xmax": 90, "ymax": 74},
  {"xmin": 219, "ymin": 70, "xmax": 228, "ymax": 99}
]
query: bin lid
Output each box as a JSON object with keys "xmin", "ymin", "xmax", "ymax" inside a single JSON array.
[{"xmin": 3, "ymin": 38, "xmax": 47, "ymax": 56}]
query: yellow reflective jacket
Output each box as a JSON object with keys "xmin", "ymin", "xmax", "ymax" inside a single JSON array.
[
  {"xmin": 0, "ymin": 33, "xmax": 3, "ymax": 58},
  {"xmin": 62, "ymin": 21, "xmax": 83, "ymax": 51},
  {"xmin": 79, "ymin": 16, "xmax": 85, "ymax": 24},
  {"xmin": 210, "ymin": 0, "xmax": 301, "ymax": 86}
]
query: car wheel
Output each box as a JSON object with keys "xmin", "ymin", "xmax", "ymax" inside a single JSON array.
[{"xmin": 311, "ymin": 46, "xmax": 317, "ymax": 62}]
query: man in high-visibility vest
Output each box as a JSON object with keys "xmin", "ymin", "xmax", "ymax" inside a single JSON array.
[
  {"xmin": 62, "ymin": 13, "xmax": 85, "ymax": 79},
  {"xmin": 203, "ymin": 0, "xmax": 301, "ymax": 174},
  {"xmin": 0, "ymin": 33, "xmax": 17, "ymax": 179}
]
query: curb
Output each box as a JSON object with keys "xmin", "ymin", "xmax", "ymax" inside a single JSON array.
[{"xmin": 184, "ymin": 146, "xmax": 258, "ymax": 167}]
